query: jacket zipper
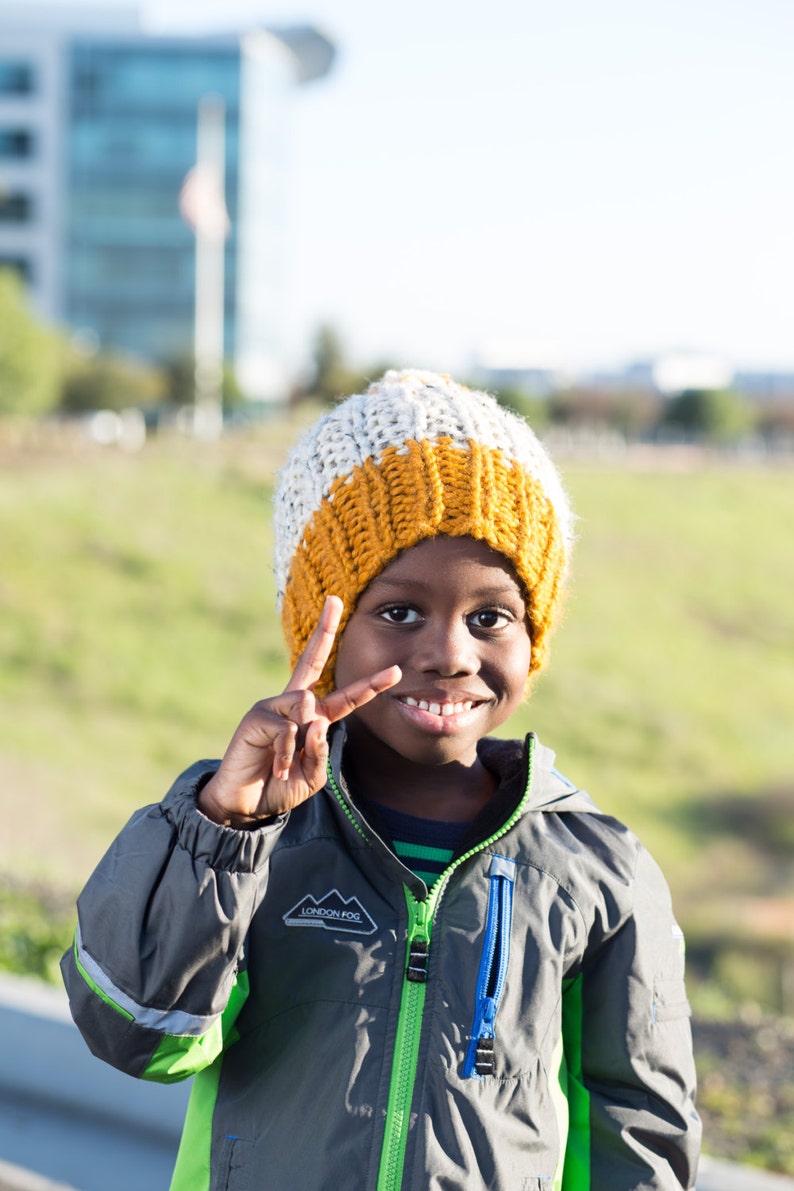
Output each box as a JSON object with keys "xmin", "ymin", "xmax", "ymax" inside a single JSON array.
[
  {"xmin": 462, "ymin": 854, "xmax": 517, "ymax": 1078},
  {"xmin": 377, "ymin": 894, "xmax": 431, "ymax": 1191},
  {"xmin": 328, "ymin": 734, "xmax": 536, "ymax": 1191}
]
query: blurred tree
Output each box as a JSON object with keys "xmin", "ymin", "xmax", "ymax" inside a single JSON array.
[
  {"xmin": 162, "ymin": 354, "xmax": 195, "ymax": 408},
  {"xmin": 220, "ymin": 363, "xmax": 246, "ymax": 413},
  {"xmin": 551, "ymin": 387, "xmax": 609, "ymax": 427},
  {"xmin": 363, "ymin": 358, "xmax": 400, "ymax": 385},
  {"xmin": 756, "ymin": 395, "xmax": 794, "ymax": 442},
  {"xmin": 60, "ymin": 350, "xmax": 166, "ymax": 413},
  {"xmin": 493, "ymin": 385, "xmax": 551, "ymax": 430},
  {"xmin": 549, "ymin": 386, "xmax": 662, "ymax": 436},
  {"xmin": 610, "ymin": 389, "xmax": 664, "ymax": 438},
  {"xmin": 661, "ymin": 388, "xmax": 756, "ymax": 443},
  {"xmin": 309, "ymin": 325, "xmax": 367, "ymax": 403},
  {"xmin": 162, "ymin": 354, "xmax": 245, "ymax": 413},
  {"xmin": 0, "ymin": 268, "xmax": 64, "ymax": 416}
]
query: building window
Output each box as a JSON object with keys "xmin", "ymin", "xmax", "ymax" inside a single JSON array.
[
  {"xmin": 0, "ymin": 129, "xmax": 35, "ymax": 159},
  {"xmin": 0, "ymin": 193, "xmax": 33, "ymax": 222},
  {"xmin": 0, "ymin": 60, "xmax": 35, "ymax": 96}
]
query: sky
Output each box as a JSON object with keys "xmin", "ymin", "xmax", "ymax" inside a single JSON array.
[{"xmin": 45, "ymin": 0, "xmax": 794, "ymax": 378}]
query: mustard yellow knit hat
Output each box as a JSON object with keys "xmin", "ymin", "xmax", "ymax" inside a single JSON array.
[{"xmin": 274, "ymin": 369, "xmax": 574, "ymax": 695}]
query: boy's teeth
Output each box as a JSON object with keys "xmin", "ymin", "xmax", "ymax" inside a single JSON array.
[{"xmin": 402, "ymin": 696, "xmax": 473, "ymax": 716}]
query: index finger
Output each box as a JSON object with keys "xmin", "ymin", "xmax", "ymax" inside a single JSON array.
[
  {"xmin": 284, "ymin": 595, "xmax": 344, "ymax": 694},
  {"xmin": 319, "ymin": 665, "xmax": 402, "ymax": 725}
]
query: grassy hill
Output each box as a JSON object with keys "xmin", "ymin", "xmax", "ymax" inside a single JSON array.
[{"xmin": 1, "ymin": 424, "xmax": 792, "ymax": 980}]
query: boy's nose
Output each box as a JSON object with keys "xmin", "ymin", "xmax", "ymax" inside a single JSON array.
[{"xmin": 415, "ymin": 619, "xmax": 477, "ymax": 676}]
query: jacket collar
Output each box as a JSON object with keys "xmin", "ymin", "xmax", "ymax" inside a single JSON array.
[{"xmin": 326, "ymin": 721, "xmax": 597, "ymax": 855}]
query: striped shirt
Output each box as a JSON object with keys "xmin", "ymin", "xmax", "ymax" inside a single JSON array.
[{"xmin": 369, "ymin": 802, "xmax": 469, "ymax": 888}]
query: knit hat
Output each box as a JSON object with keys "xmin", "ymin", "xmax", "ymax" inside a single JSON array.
[{"xmin": 274, "ymin": 369, "xmax": 574, "ymax": 695}]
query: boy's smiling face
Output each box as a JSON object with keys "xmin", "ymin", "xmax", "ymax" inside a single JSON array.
[{"xmin": 334, "ymin": 536, "xmax": 532, "ymax": 775}]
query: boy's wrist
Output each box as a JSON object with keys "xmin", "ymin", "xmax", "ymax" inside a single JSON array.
[{"xmin": 197, "ymin": 778, "xmax": 276, "ymax": 830}]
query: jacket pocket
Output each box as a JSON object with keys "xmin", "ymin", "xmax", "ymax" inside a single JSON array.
[
  {"xmin": 653, "ymin": 977, "xmax": 692, "ymax": 1023},
  {"xmin": 462, "ymin": 854, "xmax": 516, "ymax": 1079},
  {"xmin": 212, "ymin": 1134, "xmax": 254, "ymax": 1191}
]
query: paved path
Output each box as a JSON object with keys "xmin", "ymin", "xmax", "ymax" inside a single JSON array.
[
  {"xmin": 0, "ymin": 974, "xmax": 186, "ymax": 1190},
  {"xmin": 0, "ymin": 971, "xmax": 791, "ymax": 1190}
]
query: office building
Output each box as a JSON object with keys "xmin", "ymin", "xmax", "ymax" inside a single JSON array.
[{"xmin": 0, "ymin": 5, "xmax": 334, "ymax": 399}]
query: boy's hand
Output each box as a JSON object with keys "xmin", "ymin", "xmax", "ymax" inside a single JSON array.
[{"xmin": 198, "ymin": 597, "xmax": 400, "ymax": 827}]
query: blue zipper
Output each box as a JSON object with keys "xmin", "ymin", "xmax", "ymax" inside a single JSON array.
[{"xmin": 462, "ymin": 854, "xmax": 517, "ymax": 1079}]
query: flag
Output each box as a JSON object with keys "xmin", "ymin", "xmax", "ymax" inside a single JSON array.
[{"xmin": 179, "ymin": 163, "xmax": 230, "ymax": 242}]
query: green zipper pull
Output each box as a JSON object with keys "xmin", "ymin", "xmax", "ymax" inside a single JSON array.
[{"xmin": 406, "ymin": 898, "xmax": 430, "ymax": 982}]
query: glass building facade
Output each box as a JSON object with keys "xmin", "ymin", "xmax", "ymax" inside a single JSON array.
[
  {"xmin": 66, "ymin": 39, "xmax": 241, "ymax": 363},
  {"xmin": 0, "ymin": 8, "xmax": 333, "ymax": 399}
]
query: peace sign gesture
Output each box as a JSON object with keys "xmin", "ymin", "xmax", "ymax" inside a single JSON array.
[{"xmin": 198, "ymin": 597, "xmax": 401, "ymax": 828}]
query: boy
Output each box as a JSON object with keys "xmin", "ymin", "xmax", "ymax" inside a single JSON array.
[{"xmin": 62, "ymin": 370, "xmax": 701, "ymax": 1189}]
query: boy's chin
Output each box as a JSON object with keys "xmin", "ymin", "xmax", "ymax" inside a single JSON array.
[{"xmin": 346, "ymin": 716, "xmax": 484, "ymax": 771}]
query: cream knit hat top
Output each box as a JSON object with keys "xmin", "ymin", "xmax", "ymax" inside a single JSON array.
[{"xmin": 274, "ymin": 369, "xmax": 574, "ymax": 695}]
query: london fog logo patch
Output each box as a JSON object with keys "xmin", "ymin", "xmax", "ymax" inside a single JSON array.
[{"xmin": 283, "ymin": 890, "xmax": 378, "ymax": 935}]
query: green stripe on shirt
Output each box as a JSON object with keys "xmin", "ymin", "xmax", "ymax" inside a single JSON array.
[{"xmin": 393, "ymin": 840, "xmax": 455, "ymax": 888}]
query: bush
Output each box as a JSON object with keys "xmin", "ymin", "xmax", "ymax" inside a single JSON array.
[
  {"xmin": 0, "ymin": 269, "xmax": 64, "ymax": 416},
  {"xmin": 60, "ymin": 350, "xmax": 167, "ymax": 414},
  {"xmin": 0, "ymin": 879, "xmax": 74, "ymax": 984},
  {"xmin": 661, "ymin": 388, "xmax": 756, "ymax": 443},
  {"xmin": 550, "ymin": 386, "xmax": 663, "ymax": 437}
]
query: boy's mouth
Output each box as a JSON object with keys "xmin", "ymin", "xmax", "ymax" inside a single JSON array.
[{"xmin": 398, "ymin": 695, "xmax": 484, "ymax": 717}]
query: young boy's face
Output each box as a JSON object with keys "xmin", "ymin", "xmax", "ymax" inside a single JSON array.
[{"xmin": 333, "ymin": 535, "xmax": 532, "ymax": 770}]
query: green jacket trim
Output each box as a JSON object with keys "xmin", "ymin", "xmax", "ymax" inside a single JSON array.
[
  {"xmin": 168, "ymin": 1055, "xmax": 224, "ymax": 1191},
  {"xmin": 143, "ymin": 968, "xmax": 250, "ymax": 1084},
  {"xmin": 561, "ymin": 973, "xmax": 591, "ymax": 1189}
]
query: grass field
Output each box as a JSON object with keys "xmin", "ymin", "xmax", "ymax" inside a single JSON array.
[
  {"xmin": 2, "ymin": 421, "xmax": 793, "ymax": 1172},
  {"xmin": 4, "ymin": 425, "xmax": 792, "ymax": 899}
]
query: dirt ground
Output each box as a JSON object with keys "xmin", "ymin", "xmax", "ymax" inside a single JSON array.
[{"xmin": 693, "ymin": 1012, "xmax": 794, "ymax": 1175}]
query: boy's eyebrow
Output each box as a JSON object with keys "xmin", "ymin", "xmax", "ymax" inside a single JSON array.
[{"xmin": 367, "ymin": 576, "xmax": 524, "ymax": 600}]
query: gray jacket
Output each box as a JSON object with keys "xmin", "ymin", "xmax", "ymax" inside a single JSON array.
[{"xmin": 62, "ymin": 729, "xmax": 701, "ymax": 1190}]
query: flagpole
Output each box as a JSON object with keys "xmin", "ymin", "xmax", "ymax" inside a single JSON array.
[{"xmin": 193, "ymin": 94, "xmax": 226, "ymax": 440}]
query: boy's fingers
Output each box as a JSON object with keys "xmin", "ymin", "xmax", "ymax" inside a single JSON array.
[
  {"xmin": 256, "ymin": 688, "xmax": 315, "ymax": 729},
  {"xmin": 286, "ymin": 596, "xmax": 343, "ymax": 693},
  {"xmin": 300, "ymin": 715, "xmax": 331, "ymax": 780},
  {"xmin": 320, "ymin": 665, "xmax": 402, "ymax": 725},
  {"xmin": 271, "ymin": 719, "xmax": 298, "ymax": 782}
]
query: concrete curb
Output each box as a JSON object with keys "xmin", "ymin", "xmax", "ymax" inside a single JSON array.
[
  {"xmin": 0, "ymin": 972, "xmax": 188, "ymax": 1190},
  {"xmin": 698, "ymin": 1155, "xmax": 794, "ymax": 1189},
  {"xmin": 0, "ymin": 1157, "xmax": 76, "ymax": 1191}
]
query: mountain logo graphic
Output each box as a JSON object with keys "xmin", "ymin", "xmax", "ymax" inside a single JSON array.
[{"xmin": 283, "ymin": 889, "xmax": 378, "ymax": 935}]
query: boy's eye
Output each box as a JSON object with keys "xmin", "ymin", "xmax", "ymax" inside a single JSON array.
[
  {"xmin": 379, "ymin": 605, "xmax": 421, "ymax": 625},
  {"xmin": 469, "ymin": 609, "xmax": 511, "ymax": 630}
]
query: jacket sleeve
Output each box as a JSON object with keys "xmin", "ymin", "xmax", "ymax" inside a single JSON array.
[
  {"xmin": 563, "ymin": 842, "xmax": 702, "ymax": 1191},
  {"xmin": 60, "ymin": 761, "xmax": 287, "ymax": 1083}
]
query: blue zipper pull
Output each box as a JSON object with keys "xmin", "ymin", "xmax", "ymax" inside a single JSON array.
[
  {"xmin": 463, "ymin": 855, "xmax": 516, "ymax": 1079},
  {"xmin": 466, "ymin": 995, "xmax": 497, "ymax": 1076}
]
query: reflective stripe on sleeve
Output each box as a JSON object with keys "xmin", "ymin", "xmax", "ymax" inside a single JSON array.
[{"xmin": 74, "ymin": 923, "xmax": 218, "ymax": 1037}]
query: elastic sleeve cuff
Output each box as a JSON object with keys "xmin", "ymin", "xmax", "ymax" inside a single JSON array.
[{"xmin": 161, "ymin": 760, "xmax": 287, "ymax": 873}]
